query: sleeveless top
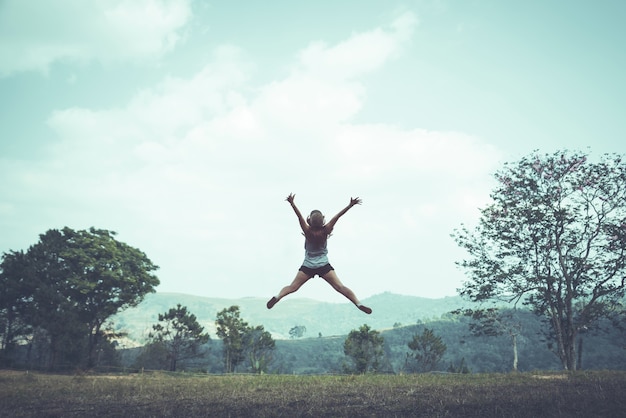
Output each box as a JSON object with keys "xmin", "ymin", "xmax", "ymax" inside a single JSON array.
[{"xmin": 302, "ymin": 235, "xmax": 329, "ymax": 268}]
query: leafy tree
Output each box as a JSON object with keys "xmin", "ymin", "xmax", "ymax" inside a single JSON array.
[
  {"xmin": 60, "ymin": 227, "xmax": 159, "ymax": 367},
  {"xmin": 407, "ymin": 328, "xmax": 447, "ymax": 372},
  {"xmin": 343, "ymin": 324, "xmax": 384, "ymax": 373},
  {"xmin": 149, "ymin": 304, "xmax": 210, "ymax": 371},
  {"xmin": 21, "ymin": 229, "xmax": 89, "ymax": 368},
  {"xmin": 215, "ymin": 306, "xmax": 249, "ymax": 373},
  {"xmin": 2, "ymin": 227, "xmax": 159, "ymax": 368},
  {"xmin": 289, "ymin": 325, "xmax": 307, "ymax": 339},
  {"xmin": 453, "ymin": 308, "xmax": 522, "ymax": 371},
  {"xmin": 453, "ymin": 151, "xmax": 626, "ymax": 370},
  {"xmin": 0, "ymin": 251, "xmax": 33, "ymax": 365},
  {"xmin": 243, "ymin": 325, "xmax": 275, "ymax": 374}
]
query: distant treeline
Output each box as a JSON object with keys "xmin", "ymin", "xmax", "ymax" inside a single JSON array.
[{"xmin": 114, "ymin": 309, "xmax": 625, "ymax": 374}]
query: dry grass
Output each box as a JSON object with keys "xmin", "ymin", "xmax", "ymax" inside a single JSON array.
[{"xmin": 1, "ymin": 370, "xmax": 624, "ymax": 417}]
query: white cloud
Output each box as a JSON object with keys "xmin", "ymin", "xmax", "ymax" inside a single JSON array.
[
  {"xmin": 0, "ymin": 0, "xmax": 192, "ymax": 76},
  {"xmin": 297, "ymin": 12, "xmax": 417, "ymax": 81},
  {"xmin": 256, "ymin": 76, "xmax": 364, "ymax": 130},
  {"xmin": 332, "ymin": 123, "xmax": 500, "ymax": 183}
]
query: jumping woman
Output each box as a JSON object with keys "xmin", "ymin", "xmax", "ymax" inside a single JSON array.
[{"xmin": 266, "ymin": 193, "xmax": 372, "ymax": 314}]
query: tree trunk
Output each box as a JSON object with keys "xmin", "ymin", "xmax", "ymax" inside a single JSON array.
[
  {"xmin": 555, "ymin": 332, "xmax": 578, "ymax": 370},
  {"xmin": 550, "ymin": 302, "xmax": 578, "ymax": 371},
  {"xmin": 557, "ymin": 333, "xmax": 577, "ymax": 371},
  {"xmin": 564, "ymin": 327, "xmax": 578, "ymax": 372},
  {"xmin": 577, "ymin": 337, "xmax": 583, "ymax": 370},
  {"xmin": 512, "ymin": 334, "xmax": 518, "ymax": 372},
  {"xmin": 551, "ymin": 313, "xmax": 570, "ymax": 370},
  {"xmin": 225, "ymin": 350, "xmax": 231, "ymax": 373},
  {"xmin": 87, "ymin": 322, "xmax": 102, "ymax": 369},
  {"xmin": 564, "ymin": 273, "xmax": 578, "ymax": 371}
]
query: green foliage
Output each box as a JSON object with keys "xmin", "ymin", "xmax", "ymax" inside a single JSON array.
[
  {"xmin": 215, "ymin": 306, "xmax": 249, "ymax": 372},
  {"xmin": 453, "ymin": 150, "xmax": 626, "ymax": 370},
  {"xmin": 0, "ymin": 250, "xmax": 33, "ymax": 365},
  {"xmin": 0, "ymin": 227, "xmax": 159, "ymax": 369},
  {"xmin": 407, "ymin": 328, "xmax": 447, "ymax": 372},
  {"xmin": 148, "ymin": 304, "xmax": 210, "ymax": 371},
  {"xmin": 215, "ymin": 306, "xmax": 276, "ymax": 373},
  {"xmin": 343, "ymin": 324, "xmax": 384, "ymax": 373},
  {"xmin": 173, "ymin": 301, "xmax": 626, "ymax": 373},
  {"xmin": 243, "ymin": 325, "xmax": 275, "ymax": 374},
  {"xmin": 289, "ymin": 325, "xmax": 307, "ymax": 339}
]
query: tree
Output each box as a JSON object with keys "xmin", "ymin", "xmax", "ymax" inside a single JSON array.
[
  {"xmin": 243, "ymin": 325, "xmax": 275, "ymax": 374},
  {"xmin": 215, "ymin": 306, "xmax": 248, "ymax": 373},
  {"xmin": 343, "ymin": 324, "xmax": 384, "ymax": 373},
  {"xmin": 453, "ymin": 151, "xmax": 626, "ymax": 370},
  {"xmin": 60, "ymin": 227, "xmax": 160, "ymax": 367},
  {"xmin": 0, "ymin": 251, "xmax": 33, "ymax": 365},
  {"xmin": 149, "ymin": 304, "xmax": 210, "ymax": 371},
  {"xmin": 454, "ymin": 308, "xmax": 522, "ymax": 371},
  {"xmin": 289, "ymin": 325, "xmax": 307, "ymax": 339},
  {"xmin": 2, "ymin": 227, "xmax": 159, "ymax": 368},
  {"xmin": 407, "ymin": 328, "xmax": 447, "ymax": 372}
]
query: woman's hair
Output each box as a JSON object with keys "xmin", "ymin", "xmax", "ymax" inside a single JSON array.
[
  {"xmin": 307, "ymin": 210, "xmax": 324, "ymax": 228},
  {"xmin": 306, "ymin": 210, "xmax": 327, "ymax": 244}
]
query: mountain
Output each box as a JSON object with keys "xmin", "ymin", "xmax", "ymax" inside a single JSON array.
[{"xmin": 111, "ymin": 292, "xmax": 471, "ymax": 344}]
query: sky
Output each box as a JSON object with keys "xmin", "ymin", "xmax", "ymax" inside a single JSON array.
[{"xmin": 1, "ymin": 0, "xmax": 625, "ymax": 304}]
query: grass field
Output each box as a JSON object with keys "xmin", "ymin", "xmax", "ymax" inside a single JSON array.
[{"xmin": 1, "ymin": 370, "xmax": 625, "ymax": 417}]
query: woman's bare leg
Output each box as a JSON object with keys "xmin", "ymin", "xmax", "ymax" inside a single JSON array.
[
  {"xmin": 277, "ymin": 270, "xmax": 311, "ymax": 300},
  {"xmin": 321, "ymin": 270, "xmax": 372, "ymax": 314},
  {"xmin": 267, "ymin": 270, "xmax": 311, "ymax": 309}
]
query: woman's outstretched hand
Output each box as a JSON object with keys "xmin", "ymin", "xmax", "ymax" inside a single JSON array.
[
  {"xmin": 350, "ymin": 197, "xmax": 362, "ymax": 207},
  {"xmin": 286, "ymin": 193, "xmax": 296, "ymax": 204}
]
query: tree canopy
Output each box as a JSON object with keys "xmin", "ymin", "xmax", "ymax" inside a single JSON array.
[
  {"xmin": 215, "ymin": 306, "xmax": 249, "ymax": 373},
  {"xmin": 215, "ymin": 305, "xmax": 276, "ymax": 373},
  {"xmin": 407, "ymin": 328, "xmax": 447, "ymax": 372},
  {"xmin": 0, "ymin": 227, "xmax": 159, "ymax": 369},
  {"xmin": 343, "ymin": 324, "xmax": 384, "ymax": 373},
  {"xmin": 149, "ymin": 304, "xmax": 210, "ymax": 371},
  {"xmin": 244, "ymin": 325, "xmax": 275, "ymax": 374},
  {"xmin": 453, "ymin": 150, "xmax": 626, "ymax": 370}
]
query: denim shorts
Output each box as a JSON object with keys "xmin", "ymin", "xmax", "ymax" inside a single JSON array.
[{"xmin": 299, "ymin": 263, "xmax": 334, "ymax": 278}]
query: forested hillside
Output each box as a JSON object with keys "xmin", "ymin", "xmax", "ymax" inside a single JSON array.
[{"xmin": 115, "ymin": 292, "xmax": 626, "ymax": 374}]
